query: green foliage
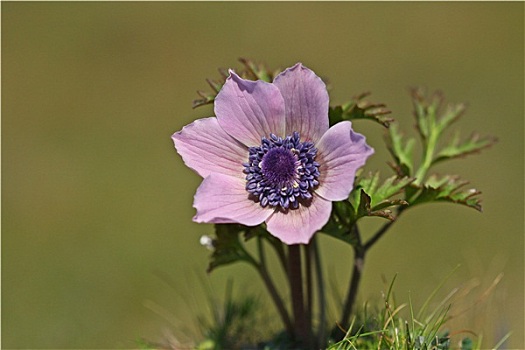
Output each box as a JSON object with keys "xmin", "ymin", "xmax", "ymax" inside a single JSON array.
[
  {"xmin": 327, "ymin": 277, "xmax": 467, "ymax": 350},
  {"xmin": 196, "ymin": 281, "xmax": 262, "ymax": 350},
  {"xmin": 433, "ymin": 132, "xmax": 497, "ymax": 165},
  {"xmin": 387, "ymin": 124, "xmax": 416, "ymax": 177},
  {"xmin": 193, "ymin": 61, "xmax": 497, "ymax": 349},
  {"xmin": 192, "ymin": 58, "xmax": 278, "ymax": 109},
  {"xmin": 322, "ymin": 201, "xmax": 360, "ymax": 245},
  {"xmin": 352, "ymin": 173, "xmax": 412, "ymax": 220},
  {"xmin": 408, "ymin": 175, "xmax": 483, "ymax": 212},
  {"xmin": 329, "ymin": 92, "xmax": 393, "ymax": 128},
  {"xmin": 388, "ymin": 89, "xmax": 496, "ymax": 185},
  {"xmin": 207, "ymin": 224, "xmax": 255, "ymax": 273},
  {"xmin": 321, "ymin": 88, "xmax": 493, "ymax": 252}
]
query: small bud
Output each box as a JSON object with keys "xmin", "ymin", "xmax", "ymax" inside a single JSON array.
[{"xmin": 199, "ymin": 235, "xmax": 214, "ymax": 250}]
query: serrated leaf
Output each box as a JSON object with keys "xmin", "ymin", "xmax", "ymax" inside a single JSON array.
[
  {"xmin": 436, "ymin": 101, "xmax": 466, "ymax": 133},
  {"xmin": 207, "ymin": 224, "xmax": 251, "ymax": 273},
  {"xmin": 192, "ymin": 90, "xmax": 217, "ymax": 109},
  {"xmin": 238, "ymin": 57, "xmax": 274, "ymax": 82},
  {"xmin": 329, "ymin": 92, "xmax": 393, "ymax": 128},
  {"xmin": 433, "ymin": 132, "xmax": 497, "ymax": 164},
  {"xmin": 358, "ymin": 172, "xmax": 414, "ymax": 209},
  {"xmin": 372, "ymin": 199, "xmax": 409, "ymax": 211},
  {"xmin": 357, "ymin": 172, "xmax": 381, "ymax": 198},
  {"xmin": 353, "ymin": 189, "xmax": 400, "ymax": 221},
  {"xmin": 410, "ymin": 88, "xmax": 467, "ymax": 141},
  {"xmin": 387, "ymin": 124, "xmax": 416, "ymax": 176},
  {"xmin": 411, "ymin": 88, "xmax": 441, "ymax": 140},
  {"xmin": 192, "ymin": 58, "xmax": 275, "ymax": 109},
  {"xmin": 409, "ymin": 175, "xmax": 482, "ymax": 211},
  {"xmin": 352, "ymin": 173, "xmax": 412, "ymax": 221},
  {"xmin": 357, "ymin": 189, "xmax": 372, "ymax": 219}
]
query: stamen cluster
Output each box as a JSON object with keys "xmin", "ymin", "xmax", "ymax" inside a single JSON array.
[{"xmin": 243, "ymin": 132, "xmax": 320, "ymax": 209}]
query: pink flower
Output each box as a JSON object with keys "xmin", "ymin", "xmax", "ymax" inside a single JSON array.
[{"xmin": 172, "ymin": 63, "xmax": 373, "ymax": 244}]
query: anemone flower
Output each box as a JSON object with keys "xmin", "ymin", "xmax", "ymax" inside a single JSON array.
[{"xmin": 172, "ymin": 63, "xmax": 373, "ymax": 244}]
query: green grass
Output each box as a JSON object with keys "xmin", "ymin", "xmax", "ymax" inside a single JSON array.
[
  {"xmin": 141, "ymin": 274, "xmax": 511, "ymax": 350},
  {"xmin": 327, "ymin": 274, "xmax": 511, "ymax": 350}
]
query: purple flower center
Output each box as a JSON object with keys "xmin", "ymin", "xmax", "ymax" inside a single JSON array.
[
  {"xmin": 261, "ymin": 148, "xmax": 297, "ymax": 186},
  {"xmin": 243, "ymin": 132, "xmax": 320, "ymax": 209}
]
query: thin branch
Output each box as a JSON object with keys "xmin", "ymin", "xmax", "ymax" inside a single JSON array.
[
  {"xmin": 364, "ymin": 220, "xmax": 395, "ymax": 251},
  {"xmin": 364, "ymin": 208, "xmax": 405, "ymax": 251},
  {"xmin": 332, "ymin": 225, "xmax": 365, "ymax": 340},
  {"xmin": 339, "ymin": 244, "xmax": 365, "ymax": 332},
  {"xmin": 265, "ymin": 234, "xmax": 289, "ymax": 278},
  {"xmin": 305, "ymin": 242, "xmax": 314, "ymax": 346},
  {"xmin": 256, "ymin": 237, "xmax": 294, "ymax": 335},
  {"xmin": 312, "ymin": 236, "xmax": 327, "ymax": 348}
]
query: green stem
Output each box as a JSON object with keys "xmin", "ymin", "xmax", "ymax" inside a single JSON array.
[
  {"xmin": 414, "ymin": 129, "xmax": 439, "ymax": 185},
  {"xmin": 265, "ymin": 234, "xmax": 289, "ymax": 278},
  {"xmin": 255, "ymin": 237, "xmax": 294, "ymax": 336},
  {"xmin": 312, "ymin": 237, "xmax": 326, "ymax": 348},
  {"xmin": 364, "ymin": 220, "xmax": 395, "ymax": 250},
  {"xmin": 334, "ymin": 211, "xmax": 402, "ymax": 341},
  {"xmin": 305, "ymin": 243, "xmax": 314, "ymax": 347},
  {"xmin": 289, "ymin": 244, "xmax": 310, "ymax": 346},
  {"xmin": 337, "ymin": 225, "xmax": 365, "ymax": 337}
]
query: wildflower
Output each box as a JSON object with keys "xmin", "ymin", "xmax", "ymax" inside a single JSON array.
[
  {"xmin": 172, "ymin": 63, "xmax": 373, "ymax": 244},
  {"xmin": 199, "ymin": 235, "xmax": 215, "ymax": 250}
]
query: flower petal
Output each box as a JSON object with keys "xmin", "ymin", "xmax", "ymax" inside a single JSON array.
[
  {"xmin": 172, "ymin": 117, "xmax": 248, "ymax": 179},
  {"xmin": 273, "ymin": 63, "xmax": 329, "ymax": 142},
  {"xmin": 265, "ymin": 195, "xmax": 332, "ymax": 245},
  {"xmin": 214, "ymin": 71, "xmax": 286, "ymax": 146},
  {"xmin": 315, "ymin": 121, "xmax": 374, "ymax": 201},
  {"xmin": 193, "ymin": 173, "xmax": 273, "ymax": 225}
]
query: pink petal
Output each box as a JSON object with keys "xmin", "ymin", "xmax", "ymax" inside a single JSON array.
[
  {"xmin": 193, "ymin": 173, "xmax": 273, "ymax": 225},
  {"xmin": 273, "ymin": 63, "xmax": 329, "ymax": 142},
  {"xmin": 265, "ymin": 195, "xmax": 332, "ymax": 244},
  {"xmin": 172, "ymin": 117, "xmax": 248, "ymax": 179},
  {"xmin": 214, "ymin": 71, "xmax": 286, "ymax": 146},
  {"xmin": 315, "ymin": 121, "xmax": 374, "ymax": 201}
]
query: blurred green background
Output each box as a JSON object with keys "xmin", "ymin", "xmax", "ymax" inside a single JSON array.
[{"xmin": 2, "ymin": 2, "xmax": 523, "ymax": 348}]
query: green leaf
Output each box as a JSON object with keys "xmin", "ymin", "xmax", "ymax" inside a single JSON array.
[
  {"xmin": 207, "ymin": 224, "xmax": 252, "ymax": 273},
  {"xmin": 408, "ymin": 89, "xmax": 494, "ymax": 186},
  {"xmin": 329, "ymin": 92, "xmax": 393, "ymax": 128},
  {"xmin": 409, "ymin": 175, "xmax": 483, "ymax": 211},
  {"xmin": 386, "ymin": 124, "xmax": 416, "ymax": 177},
  {"xmin": 193, "ymin": 90, "xmax": 219, "ymax": 109},
  {"xmin": 349, "ymin": 173, "xmax": 412, "ymax": 221},
  {"xmin": 411, "ymin": 88, "xmax": 469, "ymax": 140},
  {"xmin": 433, "ymin": 132, "xmax": 497, "ymax": 164},
  {"xmin": 192, "ymin": 58, "xmax": 276, "ymax": 109},
  {"xmin": 358, "ymin": 172, "xmax": 413, "ymax": 209},
  {"xmin": 356, "ymin": 189, "xmax": 373, "ymax": 219},
  {"xmin": 238, "ymin": 57, "xmax": 275, "ymax": 82},
  {"xmin": 351, "ymin": 189, "xmax": 398, "ymax": 222},
  {"xmin": 411, "ymin": 88, "xmax": 441, "ymax": 140}
]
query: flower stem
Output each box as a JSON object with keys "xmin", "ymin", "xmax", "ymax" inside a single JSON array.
[
  {"xmin": 364, "ymin": 220, "xmax": 395, "ymax": 250},
  {"xmin": 334, "ymin": 216, "xmax": 401, "ymax": 340},
  {"xmin": 256, "ymin": 237, "xmax": 294, "ymax": 336},
  {"xmin": 337, "ymin": 227, "xmax": 365, "ymax": 336},
  {"xmin": 288, "ymin": 244, "xmax": 310, "ymax": 347},
  {"xmin": 305, "ymin": 243, "xmax": 314, "ymax": 346},
  {"xmin": 264, "ymin": 233, "xmax": 289, "ymax": 278},
  {"xmin": 312, "ymin": 237, "xmax": 326, "ymax": 348}
]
